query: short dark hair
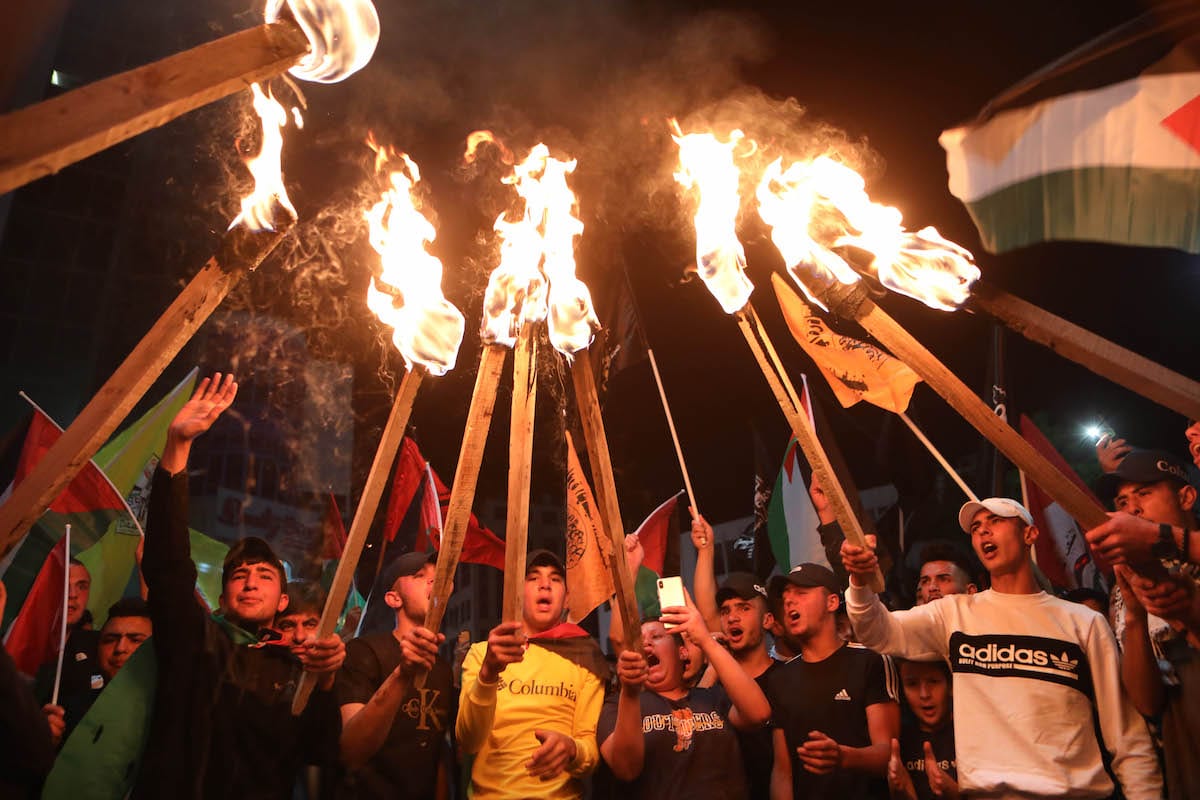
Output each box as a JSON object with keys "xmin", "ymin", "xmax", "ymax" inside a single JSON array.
[
  {"xmin": 918, "ymin": 542, "xmax": 975, "ymax": 582},
  {"xmin": 282, "ymin": 581, "xmax": 325, "ymax": 618},
  {"xmin": 897, "ymin": 657, "xmax": 951, "ymax": 681},
  {"xmin": 69, "ymin": 557, "xmax": 88, "ymax": 572},
  {"xmin": 105, "ymin": 596, "xmax": 151, "ymax": 623},
  {"xmin": 1062, "ymin": 587, "xmax": 1109, "ymax": 608},
  {"xmin": 221, "ymin": 537, "xmax": 287, "ymax": 587}
]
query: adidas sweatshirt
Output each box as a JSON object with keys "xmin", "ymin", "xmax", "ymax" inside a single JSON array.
[
  {"xmin": 457, "ymin": 640, "xmax": 604, "ymax": 799},
  {"xmin": 845, "ymin": 587, "xmax": 1161, "ymax": 800}
]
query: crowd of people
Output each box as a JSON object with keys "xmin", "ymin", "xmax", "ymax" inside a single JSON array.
[{"xmin": 2, "ymin": 372, "xmax": 1198, "ymax": 799}]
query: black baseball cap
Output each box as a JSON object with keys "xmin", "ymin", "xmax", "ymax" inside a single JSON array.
[
  {"xmin": 378, "ymin": 551, "xmax": 436, "ymax": 591},
  {"xmin": 222, "ymin": 536, "xmax": 287, "ymax": 586},
  {"xmin": 768, "ymin": 562, "xmax": 842, "ymax": 601},
  {"xmin": 1094, "ymin": 448, "xmax": 1192, "ymax": 506},
  {"xmin": 716, "ymin": 571, "xmax": 768, "ymax": 605},
  {"xmin": 527, "ymin": 549, "xmax": 565, "ymax": 578}
]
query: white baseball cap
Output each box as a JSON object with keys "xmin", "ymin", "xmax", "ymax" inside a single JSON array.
[{"xmin": 958, "ymin": 497, "xmax": 1034, "ymax": 533}]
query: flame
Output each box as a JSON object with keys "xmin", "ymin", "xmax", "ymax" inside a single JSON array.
[
  {"xmin": 230, "ymin": 83, "xmax": 297, "ymax": 233},
  {"xmin": 478, "ymin": 139, "xmax": 596, "ymax": 354},
  {"xmin": 265, "ymin": 0, "xmax": 380, "ymax": 84},
  {"xmin": 364, "ymin": 139, "xmax": 464, "ymax": 376},
  {"xmin": 756, "ymin": 154, "xmax": 979, "ymax": 311},
  {"xmin": 671, "ymin": 122, "xmax": 754, "ymax": 315}
]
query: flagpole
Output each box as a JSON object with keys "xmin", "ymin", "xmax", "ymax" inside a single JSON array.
[
  {"xmin": 647, "ymin": 349, "xmax": 699, "ymax": 521},
  {"xmin": 51, "ymin": 523, "xmax": 71, "ymax": 707},
  {"xmin": 897, "ymin": 412, "xmax": 978, "ymax": 502}
]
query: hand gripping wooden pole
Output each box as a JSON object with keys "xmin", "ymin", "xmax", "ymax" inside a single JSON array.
[
  {"xmin": 0, "ymin": 21, "xmax": 310, "ymax": 196},
  {"xmin": 734, "ymin": 303, "xmax": 885, "ymax": 592},
  {"xmin": 291, "ymin": 365, "xmax": 425, "ymax": 715},
  {"xmin": 570, "ymin": 348, "xmax": 643, "ymax": 650},
  {"xmin": 502, "ymin": 325, "xmax": 538, "ymax": 623},
  {"xmin": 0, "ymin": 220, "xmax": 293, "ymax": 560}
]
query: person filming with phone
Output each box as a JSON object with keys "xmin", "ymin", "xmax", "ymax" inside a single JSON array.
[{"xmin": 598, "ymin": 579, "xmax": 769, "ymax": 799}]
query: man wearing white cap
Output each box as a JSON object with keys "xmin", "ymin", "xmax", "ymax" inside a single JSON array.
[{"xmin": 840, "ymin": 497, "xmax": 1162, "ymax": 800}]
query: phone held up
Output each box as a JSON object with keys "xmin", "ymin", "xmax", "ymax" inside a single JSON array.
[{"xmin": 657, "ymin": 576, "xmax": 686, "ymax": 629}]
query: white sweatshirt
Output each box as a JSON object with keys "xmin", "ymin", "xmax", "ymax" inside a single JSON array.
[{"xmin": 845, "ymin": 586, "xmax": 1161, "ymax": 800}]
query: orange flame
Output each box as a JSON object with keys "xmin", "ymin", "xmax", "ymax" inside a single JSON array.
[
  {"xmin": 265, "ymin": 0, "xmax": 380, "ymax": 83},
  {"xmin": 229, "ymin": 83, "xmax": 297, "ymax": 233},
  {"xmin": 477, "ymin": 138, "xmax": 596, "ymax": 354},
  {"xmin": 364, "ymin": 139, "xmax": 464, "ymax": 376},
  {"xmin": 671, "ymin": 122, "xmax": 755, "ymax": 315},
  {"xmin": 756, "ymin": 155, "xmax": 979, "ymax": 311}
]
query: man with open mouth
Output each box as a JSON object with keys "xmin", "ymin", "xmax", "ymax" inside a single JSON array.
[
  {"xmin": 457, "ymin": 549, "xmax": 608, "ymax": 799},
  {"xmin": 842, "ymin": 497, "xmax": 1162, "ymax": 800}
]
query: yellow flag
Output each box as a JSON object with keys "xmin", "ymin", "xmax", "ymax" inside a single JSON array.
[
  {"xmin": 772, "ymin": 272, "xmax": 920, "ymax": 413},
  {"xmin": 565, "ymin": 432, "xmax": 614, "ymax": 623}
]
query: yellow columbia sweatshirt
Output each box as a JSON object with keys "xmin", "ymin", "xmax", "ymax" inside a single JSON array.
[{"xmin": 457, "ymin": 632, "xmax": 605, "ymax": 799}]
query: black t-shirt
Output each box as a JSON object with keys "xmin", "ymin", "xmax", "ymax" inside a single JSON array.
[
  {"xmin": 35, "ymin": 627, "xmax": 103, "ymax": 704},
  {"xmin": 335, "ymin": 632, "xmax": 452, "ymax": 800},
  {"xmin": 898, "ymin": 719, "xmax": 957, "ymax": 800},
  {"xmin": 598, "ymin": 685, "xmax": 748, "ymax": 800},
  {"xmin": 766, "ymin": 643, "xmax": 896, "ymax": 800},
  {"xmin": 735, "ymin": 660, "xmax": 778, "ymax": 800}
]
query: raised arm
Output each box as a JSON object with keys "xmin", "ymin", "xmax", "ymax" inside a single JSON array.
[
  {"xmin": 599, "ymin": 649, "xmax": 648, "ymax": 781},
  {"xmin": 841, "ymin": 538, "xmax": 947, "ymax": 660},
  {"xmin": 340, "ymin": 626, "xmax": 442, "ymax": 769},
  {"xmin": 662, "ymin": 597, "xmax": 769, "ymax": 729},
  {"xmin": 608, "ymin": 533, "xmax": 645, "ymax": 652},
  {"xmin": 690, "ymin": 516, "xmax": 721, "ymax": 632}
]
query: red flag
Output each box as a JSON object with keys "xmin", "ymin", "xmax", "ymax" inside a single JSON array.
[
  {"xmin": 14, "ymin": 411, "xmax": 124, "ymax": 515},
  {"xmin": 386, "ymin": 436, "xmax": 504, "ymax": 569},
  {"xmin": 320, "ymin": 493, "xmax": 347, "ymax": 560},
  {"xmin": 382, "ymin": 438, "xmax": 429, "ymax": 544},
  {"xmin": 417, "ymin": 464, "xmax": 442, "ymax": 549},
  {"xmin": 3, "ymin": 537, "xmax": 67, "ymax": 675},
  {"xmin": 1018, "ymin": 415, "xmax": 1108, "ymax": 591},
  {"xmin": 634, "ymin": 492, "xmax": 683, "ymax": 576}
]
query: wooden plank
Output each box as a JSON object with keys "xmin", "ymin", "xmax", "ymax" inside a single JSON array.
[
  {"xmin": 571, "ymin": 348, "xmax": 643, "ymax": 651},
  {"xmin": 0, "ymin": 222, "xmax": 290, "ymax": 559},
  {"xmin": 0, "ymin": 21, "xmax": 309, "ymax": 196},
  {"xmin": 291, "ymin": 366, "xmax": 425, "ymax": 715},
  {"xmin": 502, "ymin": 326, "xmax": 538, "ymax": 623},
  {"xmin": 972, "ymin": 282, "xmax": 1200, "ymax": 423}
]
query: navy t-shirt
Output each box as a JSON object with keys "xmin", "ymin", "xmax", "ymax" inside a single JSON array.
[{"xmin": 598, "ymin": 685, "xmax": 748, "ymax": 800}]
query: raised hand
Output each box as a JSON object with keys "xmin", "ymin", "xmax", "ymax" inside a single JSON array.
[
  {"xmin": 887, "ymin": 738, "xmax": 917, "ymax": 800},
  {"xmin": 296, "ymin": 632, "xmax": 347, "ymax": 690},
  {"xmin": 691, "ymin": 514, "xmax": 713, "ymax": 551},
  {"xmin": 169, "ymin": 373, "xmax": 238, "ymax": 442},
  {"xmin": 398, "ymin": 626, "xmax": 444, "ymax": 675},
  {"xmin": 624, "ymin": 532, "xmax": 645, "ymax": 575},
  {"xmin": 809, "ymin": 472, "xmax": 835, "ymax": 525},
  {"xmin": 840, "ymin": 534, "xmax": 879, "ymax": 588},
  {"xmin": 616, "ymin": 648, "xmax": 648, "ymax": 695},
  {"xmin": 924, "ymin": 740, "xmax": 961, "ymax": 799},
  {"xmin": 1095, "ymin": 435, "xmax": 1131, "ymax": 473},
  {"xmin": 1085, "ymin": 513, "xmax": 1159, "ymax": 566},
  {"xmin": 480, "ymin": 621, "xmax": 526, "ymax": 683}
]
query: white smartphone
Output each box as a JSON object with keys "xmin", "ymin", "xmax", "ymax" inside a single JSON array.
[{"xmin": 657, "ymin": 576, "xmax": 686, "ymax": 628}]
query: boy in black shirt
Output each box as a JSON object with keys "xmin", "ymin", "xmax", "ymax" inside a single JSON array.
[
  {"xmin": 337, "ymin": 551, "xmax": 450, "ymax": 799},
  {"xmin": 887, "ymin": 659, "xmax": 958, "ymax": 800},
  {"xmin": 766, "ymin": 563, "xmax": 899, "ymax": 800}
]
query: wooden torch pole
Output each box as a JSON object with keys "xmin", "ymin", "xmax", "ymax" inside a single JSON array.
[
  {"xmin": 0, "ymin": 20, "xmax": 310, "ymax": 196},
  {"xmin": 292, "ymin": 365, "xmax": 426, "ymax": 715},
  {"xmin": 502, "ymin": 325, "xmax": 538, "ymax": 623},
  {"xmin": 423, "ymin": 344, "xmax": 509, "ymax": 636},
  {"xmin": 570, "ymin": 348, "xmax": 643, "ymax": 650},
  {"xmin": 969, "ymin": 282, "xmax": 1200, "ymax": 423},
  {"xmin": 734, "ymin": 303, "xmax": 885, "ymax": 592},
  {"xmin": 0, "ymin": 220, "xmax": 293, "ymax": 560},
  {"xmin": 812, "ymin": 280, "xmax": 1110, "ymax": 530}
]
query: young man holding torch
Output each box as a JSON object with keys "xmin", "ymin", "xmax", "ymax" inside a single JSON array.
[
  {"xmin": 841, "ymin": 498, "xmax": 1162, "ymax": 799},
  {"xmin": 336, "ymin": 551, "xmax": 451, "ymax": 800},
  {"xmin": 133, "ymin": 374, "xmax": 346, "ymax": 800},
  {"xmin": 456, "ymin": 549, "xmax": 607, "ymax": 799}
]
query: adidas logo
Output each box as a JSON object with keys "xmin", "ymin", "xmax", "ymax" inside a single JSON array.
[
  {"xmin": 834, "ymin": 688, "xmax": 851, "ymax": 701},
  {"xmin": 1050, "ymin": 652, "xmax": 1078, "ymax": 672}
]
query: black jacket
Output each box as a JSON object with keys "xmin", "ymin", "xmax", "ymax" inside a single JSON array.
[{"xmin": 133, "ymin": 468, "xmax": 339, "ymax": 800}]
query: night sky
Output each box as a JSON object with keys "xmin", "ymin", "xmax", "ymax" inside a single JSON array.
[{"xmin": 6, "ymin": 0, "xmax": 1199, "ymax": 547}]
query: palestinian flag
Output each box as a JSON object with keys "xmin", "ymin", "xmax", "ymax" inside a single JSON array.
[
  {"xmin": 941, "ymin": 35, "xmax": 1200, "ymax": 254},
  {"xmin": 767, "ymin": 436, "xmax": 826, "ymax": 574}
]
